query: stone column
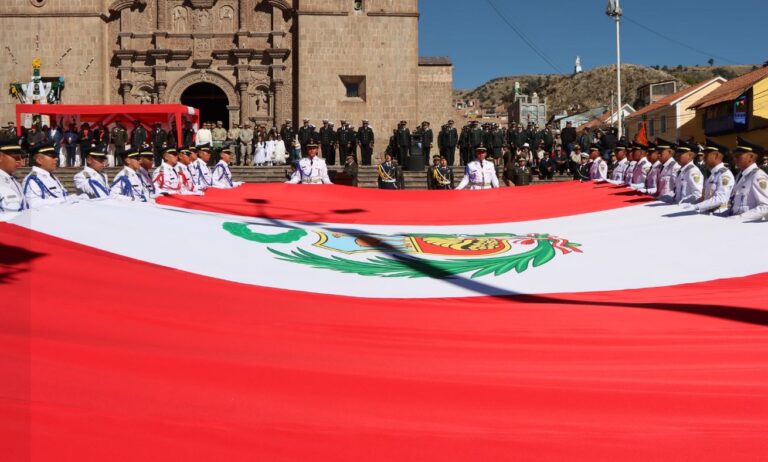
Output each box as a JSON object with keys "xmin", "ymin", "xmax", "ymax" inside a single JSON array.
[
  {"xmin": 272, "ymin": 79, "xmax": 284, "ymax": 127},
  {"xmin": 238, "ymin": 82, "xmax": 249, "ymax": 125},
  {"xmin": 120, "ymin": 82, "xmax": 133, "ymax": 104}
]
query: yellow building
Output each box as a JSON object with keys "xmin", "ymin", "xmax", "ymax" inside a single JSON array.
[
  {"xmin": 626, "ymin": 77, "xmax": 725, "ymax": 143},
  {"xmin": 690, "ymin": 66, "xmax": 768, "ymax": 149}
]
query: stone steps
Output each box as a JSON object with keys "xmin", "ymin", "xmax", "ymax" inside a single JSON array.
[{"xmin": 14, "ymin": 166, "xmax": 573, "ymax": 191}]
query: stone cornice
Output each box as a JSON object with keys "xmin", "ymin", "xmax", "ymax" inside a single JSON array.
[
  {"xmin": 367, "ymin": 12, "xmax": 420, "ymax": 18},
  {"xmin": 296, "ymin": 11, "xmax": 349, "ymax": 16}
]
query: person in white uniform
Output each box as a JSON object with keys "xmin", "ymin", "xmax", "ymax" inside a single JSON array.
[
  {"xmin": 607, "ymin": 141, "xmax": 630, "ymax": 184},
  {"xmin": 110, "ymin": 148, "xmax": 150, "ymax": 202},
  {"xmin": 650, "ymin": 139, "xmax": 680, "ymax": 202},
  {"xmin": 687, "ymin": 139, "xmax": 735, "ymax": 216},
  {"xmin": 456, "ymin": 145, "xmax": 500, "ymax": 190},
  {"xmin": 73, "ymin": 145, "xmax": 110, "ymax": 199},
  {"xmin": 633, "ymin": 140, "xmax": 664, "ymax": 194},
  {"xmin": 175, "ymin": 148, "xmax": 202, "ymax": 195},
  {"xmin": 23, "ymin": 144, "xmax": 76, "ymax": 208},
  {"xmin": 727, "ymin": 137, "xmax": 768, "ymax": 221},
  {"xmin": 152, "ymin": 147, "xmax": 183, "ymax": 195},
  {"xmin": 588, "ymin": 145, "xmax": 608, "ymax": 181},
  {"xmin": 212, "ymin": 147, "xmax": 243, "ymax": 188},
  {"xmin": 629, "ymin": 142, "xmax": 653, "ymax": 189},
  {"xmin": 673, "ymin": 141, "xmax": 704, "ymax": 205},
  {"xmin": 286, "ymin": 139, "xmax": 332, "ymax": 185},
  {"xmin": 190, "ymin": 145, "xmax": 214, "ymax": 190},
  {"xmin": 137, "ymin": 147, "xmax": 157, "ymax": 197},
  {"xmin": 0, "ymin": 142, "xmax": 28, "ymax": 213}
]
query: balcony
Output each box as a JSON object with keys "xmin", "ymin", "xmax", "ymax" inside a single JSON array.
[{"xmin": 704, "ymin": 114, "xmax": 745, "ymax": 136}]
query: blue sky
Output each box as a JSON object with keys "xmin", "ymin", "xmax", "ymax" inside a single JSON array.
[{"xmin": 419, "ymin": 0, "xmax": 768, "ymax": 89}]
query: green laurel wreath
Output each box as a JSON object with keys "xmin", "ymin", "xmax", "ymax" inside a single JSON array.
[{"xmin": 268, "ymin": 234, "xmax": 576, "ymax": 279}]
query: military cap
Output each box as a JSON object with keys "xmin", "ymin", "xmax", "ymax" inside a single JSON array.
[
  {"xmin": 631, "ymin": 141, "xmax": 649, "ymax": 150},
  {"xmin": 432, "ymin": 155, "xmax": 441, "ymax": 160},
  {"xmin": 303, "ymin": 118, "xmax": 310, "ymax": 123},
  {"xmin": 0, "ymin": 141, "xmax": 23, "ymax": 155},
  {"xmin": 614, "ymin": 141, "xmax": 629, "ymax": 151},
  {"xmin": 285, "ymin": 119, "xmax": 291, "ymax": 123},
  {"xmin": 329, "ymin": 122, "xmax": 335, "ymax": 126},
  {"xmin": 573, "ymin": 144, "xmax": 582, "ymax": 150},
  {"xmin": 179, "ymin": 148, "xmax": 192, "ymax": 155},
  {"xmin": 139, "ymin": 146, "xmax": 154, "ymax": 157},
  {"xmin": 448, "ymin": 120, "xmax": 455, "ymax": 124},
  {"xmin": 31, "ymin": 143, "xmax": 57, "ymax": 157},
  {"xmin": 580, "ymin": 152, "xmax": 589, "ymax": 158},
  {"xmin": 734, "ymin": 136, "xmax": 765, "ymax": 155},
  {"xmin": 216, "ymin": 120, "xmax": 223, "ymax": 125},
  {"xmin": 322, "ymin": 119, "xmax": 329, "ymax": 123},
  {"xmin": 340, "ymin": 119, "xmax": 347, "ymax": 123},
  {"xmin": 654, "ymin": 138, "xmax": 675, "ymax": 151},
  {"xmin": 516, "ymin": 155, "xmax": 527, "ymax": 162},
  {"xmin": 84, "ymin": 144, "xmax": 108, "ymax": 157},
  {"xmin": 702, "ymin": 138, "xmax": 729, "ymax": 154},
  {"xmin": 589, "ymin": 144, "xmax": 600, "ymax": 152},
  {"xmin": 162, "ymin": 147, "xmax": 178, "ymax": 156},
  {"xmin": 220, "ymin": 147, "xmax": 233, "ymax": 155},
  {"xmin": 674, "ymin": 140, "xmax": 694, "ymax": 153},
  {"xmin": 362, "ymin": 119, "xmax": 369, "ymax": 124},
  {"xmin": 121, "ymin": 148, "xmax": 140, "ymax": 159},
  {"xmin": 475, "ymin": 144, "xmax": 487, "ymax": 153}
]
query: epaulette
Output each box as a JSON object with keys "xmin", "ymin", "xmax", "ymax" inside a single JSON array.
[{"xmin": 29, "ymin": 170, "xmax": 37, "ymax": 176}]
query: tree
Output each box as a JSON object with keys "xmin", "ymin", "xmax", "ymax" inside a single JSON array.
[{"xmin": 708, "ymin": 58, "xmax": 715, "ymax": 67}]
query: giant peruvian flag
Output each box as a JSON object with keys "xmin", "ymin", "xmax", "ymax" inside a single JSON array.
[{"xmin": 2, "ymin": 182, "xmax": 768, "ymax": 461}]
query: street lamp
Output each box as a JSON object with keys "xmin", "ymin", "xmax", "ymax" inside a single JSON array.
[{"xmin": 606, "ymin": 0, "xmax": 623, "ymax": 138}]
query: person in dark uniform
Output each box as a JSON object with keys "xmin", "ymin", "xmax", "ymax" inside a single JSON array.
[
  {"xmin": 433, "ymin": 156, "xmax": 454, "ymax": 189},
  {"xmin": 510, "ymin": 156, "xmax": 533, "ymax": 186},
  {"xmin": 438, "ymin": 120, "xmax": 458, "ymax": 166},
  {"xmin": 336, "ymin": 120, "xmax": 352, "ymax": 161},
  {"xmin": 539, "ymin": 151, "xmax": 555, "ymax": 180},
  {"xmin": 150, "ymin": 123, "xmax": 168, "ymax": 167},
  {"xmin": 341, "ymin": 154, "xmax": 358, "ymax": 187},
  {"xmin": 347, "ymin": 123, "xmax": 358, "ymax": 163},
  {"xmin": 378, "ymin": 152, "xmax": 399, "ymax": 189},
  {"xmin": 130, "ymin": 120, "xmax": 147, "ymax": 150},
  {"xmin": 458, "ymin": 123, "xmax": 470, "ymax": 166},
  {"xmin": 539, "ymin": 124, "xmax": 555, "ymax": 153},
  {"xmin": 319, "ymin": 119, "xmax": 337, "ymax": 166},
  {"xmin": 467, "ymin": 120, "xmax": 484, "ymax": 166},
  {"xmin": 395, "ymin": 120, "xmax": 410, "ymax": 166},
  {"xmin": 574, "ymin": 152, "xmax": 591, "ymax": 181},
  {"xmin": 419, "ymin": 121, "xmax": 434, "ymax": 161},
  {"xmin": 426, "ymin": 154, "xmax": 440, "ymax": 189},
  {"xmin": 279, "ymin": 119, "xmax": 294, "ymax": 149},
  {"xmin": 181, "ymin": 121, "xmax": 195, "ymax": 149},
  {"xmin": 489, "ymin": 123, "xmax": 504, "ymax": 165},
  {"xmin": 357, "ymin": 120, "xmax": 375, "ymax": 166},
  {"xmin": 297, "ymin": 119, "xmax": 314, "ymax": 158}
]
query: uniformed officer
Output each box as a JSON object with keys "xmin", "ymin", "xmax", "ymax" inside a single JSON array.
[
  {"xmin": 629, "ymin": 142, "xmax": 653, "ymax": 188},
  {"xmin": 176, "ymin": 148, "xmax": 201, "ymax": 195},
  {"xmin": 645, "ymin": 138, "xmax": 679, "ymax": 202},
  {"xmin": 152, "ymin": 147, "xmax": 183, "ymax": 195},
  {"xmin": 686, "ymin": 139, "xmax": 735, "ymax": 216},
  {"xmin": 433, "ymin": 156, "xmax": 454, "ymax": 190},
  {"xmin": 574, "ymin": 152, "xmax": 591, "ymax": 182},
  {"xmin": 623, "ymin": 143, "xmax": 642, "ymax": 185},
  {"xmin": 239, "ymin": 123, "xmax": 254, "ymax": 166},
  {"xmin": 0, "ymin": 142, "xmax": 28, "ymax": 213},
  {"xmin": 439, "ymin": 120, "xmax": 458, "ymax": 166},
  {"xmin": 377, "ymin": 152, "xmax": 399, "ymax": 189},
  {"xmin": 74, "ymin": 145, "xmax": 110, "ymax": 199},
  {"xmin": 512, "ymin": 156, "xmax": 533, "ymax": 186},
  {"xmin": 227, "ymin": 123, "xmax": 241, "ymax": 165},
  {"xmin": 137, "ymin": 147, "xmax": 156, "ymax": 196},
  {"xmin": 588, "ymin": 144, "xmax": 608, "ymax": 181},
  {"xmin": 395, "ymin": 121, "xmax": 411, "ymax": 165},
  {"xmin": 357, "ymin": 120, "xmax": 375, "ymax": 166},
  {"xmin": 607, "ymin": 141, "xmax": 630, "ymax": 184},
  {"xmin": 286, "ymin": 138, "xmax": 332, "ymax": 185},
  {"xmin": 727, "ymin": 137, "xmax": 768, "ymax": 220},
  {"xmin": 419, "ymin": 121, "xmax": 434, "ymax": 161},
  {"xmin": 673, "ymin": 141, "xmax": 704, "ymax": 204},
  {"xmin": 298, "ymin": 118, "xmax": 315, "ymax": 157},
  {"xmin": 456, "ymin": 146, "xmax": 500, "ymax": 190},
  {"xmin": 212, "ymin": 121, "xmax": 228, "ymax": 158},
  {"xmin": 110, "ymin": 149, "xmax": 150, "ymax": 202},
  {"xmin": 426, "ymin": 154, "xmax": 440, "ymax": 189},
  {"xmin": 190, "ymin": 145, "xmax": 214, "ymax": 190},
  {"xmin": 23, "ymin": 144, "xmax": 74, "ymax": 208},
  {"xmin": 319, "ymin": 119, "xmax": 336, "ymax": 166},
  {"xmin": 633, "ymin": 141, "xmax": 663, "ymax": 193},
  {"xmin": 212, "ymin": 147, "xmax": 243, "ymax": 189}
]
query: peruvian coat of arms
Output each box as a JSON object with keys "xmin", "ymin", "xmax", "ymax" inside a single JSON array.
[{"xmin": 222, "ymin": 223, "xmax": 582, "ymax": 279}]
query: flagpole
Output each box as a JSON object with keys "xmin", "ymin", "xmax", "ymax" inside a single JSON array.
[{"xmin": 607, "ymin": 0, "xmax": 623, "ymax": 139}]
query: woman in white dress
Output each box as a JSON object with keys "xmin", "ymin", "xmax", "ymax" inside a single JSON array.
[
  {"xmin": 253, "ymin": 134, "xmax": 267, "ymax": 166},
  {"xmin": 265, "ymin": 134, "xmax": 276, "ymax": 166},
  {"xmin": 274, "ymin": 135, "xmax": 287, "ymax": 165}
]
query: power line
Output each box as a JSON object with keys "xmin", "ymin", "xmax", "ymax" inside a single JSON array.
[
  {"xmin": 484, "ymin": 0, "xmax": 564, "ymax": 74},
  {"xmin": 623, "ymin": 16, "xmax": 739, "ymax": 65}
]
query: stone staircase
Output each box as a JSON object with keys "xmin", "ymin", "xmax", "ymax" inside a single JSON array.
[{"xmin": 14, "ymin": 165, "xmax": 573, "ymax": 191}]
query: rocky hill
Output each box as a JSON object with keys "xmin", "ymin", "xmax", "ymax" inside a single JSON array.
[{"xmin": 455, "ymin": 64, "xmax": 757, "ymax": 116}]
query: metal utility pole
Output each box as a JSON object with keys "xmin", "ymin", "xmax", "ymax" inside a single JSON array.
[{"xmin": 606, "ymin": 0, "xmax": 623, "ymax": 138}]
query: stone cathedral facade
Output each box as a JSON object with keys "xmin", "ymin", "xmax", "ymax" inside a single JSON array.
[{"xmin": 1, "ymin": 0, "xmax": 453, "ymax": 143}]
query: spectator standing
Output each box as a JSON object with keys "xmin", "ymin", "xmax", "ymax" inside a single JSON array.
[
  {"xmin": 297, "ymin": 119, "xmax": 315, "ymax": 157},
  {"xmin": 130, "ymin": 120, "xmax": 147, "ymax": 150},
  {"xmin": 274, "ymin": 134, "xmax": 287, "ymax": 165},
  {"xmin": 150, "ymin": 123, "xmax": 168, "ymax": 167},
  {"xmin": 48, "ymin": 122, "xmax": 63, "ymax": 165},
  {"xmin": 357, "ymin": 120, "xmax": 374, "ymax": 166},
  {"xmin": 110, "ymin": 120, "xmax": 128, "ymax": 158},
  {"xmin": 227, "ymin": 123, "xmax": 241, "ymax": 164},
  {"xmin": 211, "ymin": 121, "xmax": 227, "ymax": 158},
  {"xmin": 395, "ymin": 121, "xmax": 411, "ymax": 166},
  {"xmin": 239, "ymin": 123, "xmax": 254, "ymax": 166},
  {"xmin": 195, "ymin": 122, "xmax": 212, "ymax": 148},
  {"xmin": 63, "ymin": 124, "xmax": 79, "ymax": 167},
  {"xmin": 578, "ymin": 127, "xmax": 592, "ymax": 153},
  {"xmin": 438, "ymin": 120, "xmax": 458, "ymax": 166},
  {"xmin": 181, "ymin": 121, "xmax": 195, "ymax": 148},
  {"xmin": 560, "ymin": 121, "xmax": 577, "ymax": 153},
  {"xmin": 419, "ymin": 121, "xmax": 434, "ymax": 161},
  {"xmin": 319, "ymin": 119, "xmax": 336, "ymax": 165}
]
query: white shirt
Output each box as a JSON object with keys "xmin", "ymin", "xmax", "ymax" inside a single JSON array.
[
  {"xmin": 728, "ymin": 163, "xmax": 768, "ymax": 220},
  {"xmin": 212, "ymin": 160, "xmax": 243, "ymax": 188},
  {"xmin": 589, "ymin": 157, "xmax": 608, "ymax": 181},
  {"xmin": 138, "ymin": 166, "xmax": 156, "ymax": 197},
  {"xmin": 610, "ymin": 158, "xmax": 628, "ymax": 183},
  {"xmin": 695, "ymin": 163, "xmax": 735, "ymax": 216},
  {"xmin": 152, "ymin": 162, "xmax": 182, "ymax": 194},
  {"xmin": 457, "ymin": 160, "xmax": 499, "ymax": 190},
  {"xmin": 73, "ymin": 166, "xmax": 110, "ymax": 199},
  {"xmin": 175, "ymin": 163, "xmax": 201, "ymax": 195},
  {"xmin": 189, "ymin": 158, "xmax": 213, "ymax": 190},
  {"xmin": 286, "ymin": 157, "xmax": 332, "ymax": 185},
  {"xmin": 623, "ymin": 160, "xmax": 637, "ymax": 185},
  {"xmin": 655, "ymin": 158, "xmax": 680, "ymax": 203},
  {"xmin": 194, "ymin": 128, "xmax": 210, "ymax": 146},
  {"xmin": 23, "ymin": 166, "xmax": 69, "ymax": 208},
  {"xmin": 110, "ymin": 166, "xmax": 149, "ymax": 202},
  {"xmin": 630, "ymin": 157, "xmax": 652, "ymax": 188},
  {"xmin": 0, "ymin": 169, "xmax": 27, "ymax": 213},
  {"xmin": 674, "ymin": 162, "xmax": 704, "ymax": 205}
]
